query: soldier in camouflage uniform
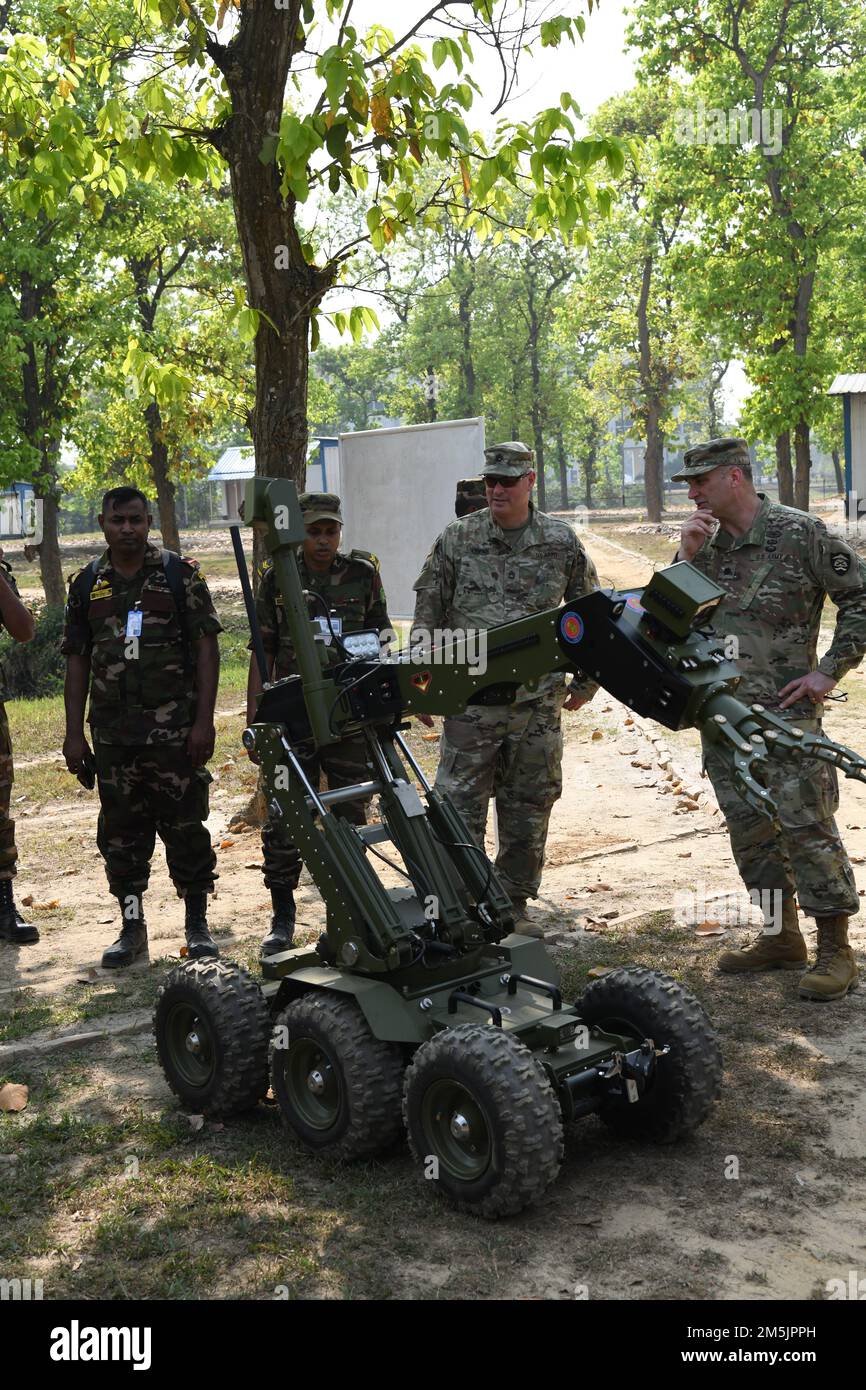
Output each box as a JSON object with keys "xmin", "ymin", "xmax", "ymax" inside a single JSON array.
[
  {"xmin": 246, "ymin": 491, "xmax": 391, "ymax": 957},
  {"xmin": 455, "ymin": 477, "xmax": 487, "ymax": 517},
  {"xmin": 412, "ymin": 442, "xmax": 599, "ymax": 935},
  {"xmin": 0, "ymin": 551, "xmax": 37, "ymax": 945},
  {"xmin": 62, "ymin": 487, "xmax": 223, "ymax": 968},
  {"xmin": 673, "ymin": 437, "xmax": 866, "ymax": 1001}
]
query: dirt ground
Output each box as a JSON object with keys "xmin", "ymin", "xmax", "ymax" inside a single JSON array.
[{"xmin": 1, "ymin": 523, "xmax": 865, "ymax": 1301}]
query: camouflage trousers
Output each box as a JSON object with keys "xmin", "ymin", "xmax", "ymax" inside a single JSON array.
[
  {"xmin": 434, "ymin": 689, "xmax": 564, "ymax": 903},
  {"xmin": 262, "ymin": 734, "xmax": 371, "ymax": 891},
  {"xmin": 95, "ymin": 743, "xmax": 217, "ymax": 902},
  {"xmin": 0, "ymin": 701, "xmax": 17, "ymax": 881},
  {"xmin": 703, "ymin": 721, "xmax": 859, "ymax": 918}
]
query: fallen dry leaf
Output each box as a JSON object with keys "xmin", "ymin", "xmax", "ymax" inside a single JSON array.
[
  {"xmin": 179, "ymin": 945, "xmax": 189, "ymax": 958},
  {"xmin": 694, "ymin": 920, "xmax": 726, "ymax": 936},
  {"xmin": 219, "ymin": 839, "xmax": 235, "ymax": 849},
  {"xmin": 591, "ymin": 730, "xmax": 603, "ymax": 741},
  {"xmin": 631, "ymin": 759, "xmax": 652, "ymax": 770},
  {"xmin": 21, "ymin": 894, "xmax": 34, "ymax": 906},
  {"xmin": 422, "ymin": 732, "xmax": 439, "ymax": 742},
  {"xmin": 601, "ymin": 910, "xmax": 619, "ymax": 920},
  {"xmin": 185, "ymin": 1114, "xmax": 205, "ymax": 1133},
  {"xmin": 244, "ymin": 861, "xmax": 260, "ymax": 870},
  {"xmin": 624, "ymin": 716, "xmax": 634, "ymax": 725},
  {"xmin": 587, "ymin": 966, "xmax": 613, "ymax": 978},
  {"xmin": 678, "ymin": 851, "xmax": 692, "ymax": 858},
  {"xmin": 0, "ymin": 1083, "xmax": 29, "ymax": 1113},
  {"xmin": 33, "ymin": 899, "xmax": 60, "ymax": 910}
]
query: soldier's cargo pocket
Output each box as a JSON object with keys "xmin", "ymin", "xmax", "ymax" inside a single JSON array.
[
  {"xmin": 194, "ymin": 767, "xmax": 213, "ymax": 821},
  {"xmin": 770, "ymin": 755, "xmax": 839, "ymax": 828},
  {"xmin": 0, "ymin": 716, "xmax": 12, "ymax": 783}
]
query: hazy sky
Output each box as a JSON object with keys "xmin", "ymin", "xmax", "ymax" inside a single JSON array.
[{"xmin": 308, "ymin": 1, "xmax": 748, "ymax": 419}]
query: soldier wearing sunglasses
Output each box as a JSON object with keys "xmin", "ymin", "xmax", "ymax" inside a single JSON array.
[{"xmin": 412, "ymin": 441, "xmax": 599, "ymax": 935}]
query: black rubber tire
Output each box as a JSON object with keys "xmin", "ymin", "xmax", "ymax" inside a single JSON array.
[
  {"xmin": 270, "ymin": 993, "xmax": 404, "ymax": 1160},
  {"xmin": 578, "ymin": 966, "xmax": 723, "ymax": 1142},
  {"xmin": 402, "ymin": 1024, "xmax": 564, "ymax": 1218},
  {"xmin": 153, "ymin": 959, "xmax": 271, "ymax": 1118}
]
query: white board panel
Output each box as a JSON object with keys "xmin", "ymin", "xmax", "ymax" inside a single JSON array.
[{"xmin": 337, "ymin": 418, "xmax": 486, "ymax": 618}]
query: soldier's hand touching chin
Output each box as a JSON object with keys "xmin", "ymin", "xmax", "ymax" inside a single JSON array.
[
  {"xmin": 777, "ymin": 671, "xmax": 838, "ymax": 709},
  {"xmin": 187, "ymin": 719, "xmax": 216, "ymax": 767}
]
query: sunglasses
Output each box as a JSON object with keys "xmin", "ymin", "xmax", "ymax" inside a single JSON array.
[{"xmin": 484, "ymin": 474, "xmax": 528, "ymax": 489}]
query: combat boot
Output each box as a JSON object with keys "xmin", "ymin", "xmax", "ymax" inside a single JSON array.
[
  {"xmin": 717, "ymin": 896, "xmax": 807, "ymax": 973},
  {"xmin": 510, "ymin": 897, "xmax": 544, "ymax": 939},
  {"xmin": 261, "ymin": 885, "xmax": 296, "ymax": 958},
  {"xmin": 184, "ymin": 893, "xmax": 219, "ymax": 960},
  {"xmin": 798, "ymin": 914, "xmax": 858, "ymax": 1002},
  {"xmin": 102, "ymin": 898, "xmax": 148, "ymax": 969},
  {"xmin": 0, "ymin": 878, "xmax": 39, "ymax": 944}
]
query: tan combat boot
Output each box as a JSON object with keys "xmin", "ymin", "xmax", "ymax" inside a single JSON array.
[
  {"xmin": 717, "ymin": 896, "xmax": 807, "ymax": 973},
  {"xmin": 798, "ymin": 914, "xmax": 858, "ymax": 1002},
  {"xmin": 510, "ymin": 898, "xmax": 544, "ymax": 939}
]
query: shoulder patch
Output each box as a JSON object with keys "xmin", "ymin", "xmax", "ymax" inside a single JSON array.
[
  {"xmin": 178, "ymin": 554, "xmax": 200, "ymax": 572},
  {"xmin": 831, "ymin": 552, "xmax": 851, "ymax": 575}
]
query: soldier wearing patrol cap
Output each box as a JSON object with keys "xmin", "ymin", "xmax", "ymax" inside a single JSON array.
[
  {"xmin": 672, "ymin": 437, "xmax": 866, "ymax": 1000},
  {"xmin": 412, "ymin": 441, "xmax": 599, "ymax": 935},
  {"xmin": 247, "ymin": 491, "xmax": 391, "ymax": 957}
]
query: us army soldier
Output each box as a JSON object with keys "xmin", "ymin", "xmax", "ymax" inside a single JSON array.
[
  {"xmin": 412, "ymin": 442, "xmax": 599, "ymax": 935},
  {"xmin": 673, "ymin": 437, "xmax": 866, "ymax": 1001},
  {"xmin": 246, "ymin": 491, "xmax": 391, "ymax": 958},
  {"xmin": 62, "ymin": 487, "xmax": 223, "ymax": 968},
  {"xmin": 0, "ymin": 550, "xmax": 36, "ymax": 944}
]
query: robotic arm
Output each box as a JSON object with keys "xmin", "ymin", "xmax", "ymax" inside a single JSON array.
[{"xmin": 243, "ymin": 477, "xmax": 866, "ymax": 819}]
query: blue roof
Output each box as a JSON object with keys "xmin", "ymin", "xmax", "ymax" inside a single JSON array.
[{"xmin": 209, "ymin": 446, "xmax": 255, "ymax": 481}]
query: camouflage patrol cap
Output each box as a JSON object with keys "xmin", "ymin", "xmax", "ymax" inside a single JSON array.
[
  {"xmin": 455, "ymin": 477, "xmax": 488, "ymax": 517},
  {"xmin": 298, "ymin": 492, "xmax": 343, "ymax": 525},
  {"xmin": 671, "ymin": 437, "xmax": 751, "ymax": 481},
  {"xmin": 481, "ymin": 440, "xmax": 535, "ymax": 477}
]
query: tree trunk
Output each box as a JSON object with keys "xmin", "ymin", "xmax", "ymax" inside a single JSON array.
[
  {"xmin": 457, "ymin": 282, "xmax": 476, "ymax": 416},
  {"xmin": 35, "ymin": 470, "xmax": 65, "ymax": 606},
  {"xmin": 557, "ymin": 431, "xmax": 569, "ymax": 509},
  {"xmin": 832, "ymin": 446, "xmax": 844, "ymax": 495},
  {"xmin": 643, "ymin": 401, "xmax": 664, "ymax": 524},
  {"xmin": 584, "ymin": 440, "xmax": 596, "ymax": 510},
  {"xmin": 527, "ymin": 286, "xmax": 545, "ymax": 510},
  {"xmin": 636, "ymin": 254, "xmax": 663, "ymax": 523},
  {"xmin": 144, "ymin": 400, "xmax": 180, "ymax": 551},
  {"xmin": 793, "ymin": 417, "xmax": 810, "ymax": 512},
  {"xmin": 209, "ymin": 5, "xmax": 335, "ymax": 486},
  {"xmin": 775, "ymin": 432, "xmax": 793, "ymax": 505}
]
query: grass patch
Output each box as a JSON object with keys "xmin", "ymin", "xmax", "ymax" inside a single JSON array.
[{"xmin": 0, "ymin": 962, "xmax": 172, "ymax": 1043}]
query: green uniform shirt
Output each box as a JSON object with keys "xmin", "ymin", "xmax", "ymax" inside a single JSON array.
[
  {"xmin": 254, "ymin": 550, "xmax": 391, "ymax": 680},
  {"xmin": 688, "ymin": 494, "xmax": 866, "ymax": 718},
  {"xmin": 61, "ymin": 543, "xmax": 223, "ymax": 746},
  {"xmin": 412, "ymin": 503, "xmax": 600, "ymax": 702}
]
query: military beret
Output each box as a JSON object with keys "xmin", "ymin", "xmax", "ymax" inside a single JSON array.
[
  {"xmin": 481, "ymin": 440, "xmax": 534, "ymax": 477},
  {"xmin": 298, "ymin": 492, "xmax": 343, "ymax": 524},
  {"xmin": 671, "ymin": 437, "xmax": 751, "ymax": 481}
]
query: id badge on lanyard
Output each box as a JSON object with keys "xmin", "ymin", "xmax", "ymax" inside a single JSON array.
[{"xmin": 126, "ymin": 605, "xmax": 143, "ymax": 639}]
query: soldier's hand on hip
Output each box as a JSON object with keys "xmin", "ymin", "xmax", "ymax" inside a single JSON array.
[
  {"xmin": 777, "ymin": 671, "xmax": 837, "ymax": 709},
  {"xmin": 187, "ymin": 719, "xmax": 216, "ymax": 767},
  {"xmin": 679, "ymin": 509, "xmax": 716, "ymax": 561},
  {"xmin": 63, "ymin": 732, "xmax": 92, "ymax": 774}
]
